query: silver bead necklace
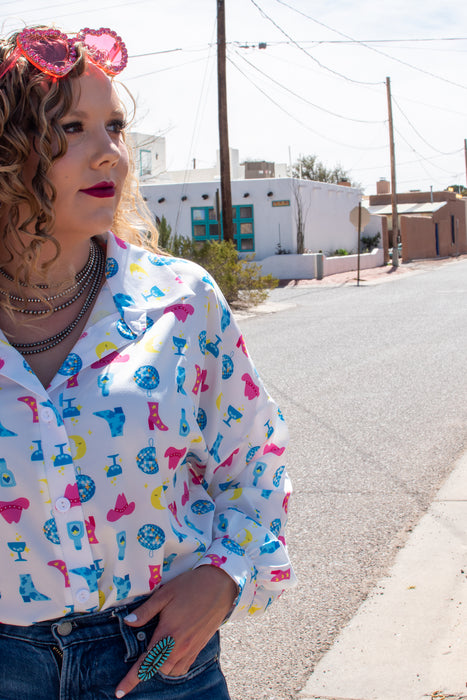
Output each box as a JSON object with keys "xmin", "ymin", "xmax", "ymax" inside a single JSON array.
[
  {"xmin": 0, "ymin": 239, "xmax": 98, "ymax": 312},
  {"xmin": 11, "ymin": 241, "xmax": 105, "ymax": 355}
]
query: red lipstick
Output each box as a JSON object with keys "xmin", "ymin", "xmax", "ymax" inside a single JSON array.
[{"xmin": 80, "ymin": 181, "xmax": 116, "ymax": 198}]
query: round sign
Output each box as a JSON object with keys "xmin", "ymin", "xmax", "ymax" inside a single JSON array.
[{"xmin": 349, "ymin": 205, "xmax": 371, "ymax": 230}]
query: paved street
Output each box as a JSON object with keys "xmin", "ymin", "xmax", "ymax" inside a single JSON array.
[{"xmin": 220, "ymin": 258, "xmax": 467, "ymax": 700}]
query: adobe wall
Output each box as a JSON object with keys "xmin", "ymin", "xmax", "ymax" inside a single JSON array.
[
  {"xmin": 369, "ymin": 190, "xmax": 458, "ymax": 206},
  {"xmin": 400, "ymin": 200, "xmax": 467, "ymax": 261},
  {"xmin": 400, "ymin": 216, "xmax": 435, "ymax": 261},
  {"xmin": 434, "ymin": 199, "xmax": 467, "ymax": 256}
]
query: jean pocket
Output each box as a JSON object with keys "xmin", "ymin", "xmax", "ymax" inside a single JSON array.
[{"xmin": 156, "ymin": 632, "xmax": 220, "ymax": 685}]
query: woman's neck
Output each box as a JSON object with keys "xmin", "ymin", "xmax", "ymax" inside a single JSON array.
[{"xmin": 1, "ymin": 237, "xmax": 95, "ymax": 289}]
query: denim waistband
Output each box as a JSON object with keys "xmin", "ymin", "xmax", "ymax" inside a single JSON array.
[{"xmin": 0, "ymin": 594, "xmax": 153, "ymax": 653}]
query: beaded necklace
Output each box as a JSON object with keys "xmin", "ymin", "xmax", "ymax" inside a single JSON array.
[
  {"xmin": 10, "ymin": 241, "xmax": 105, "ymax": 355},
  {"xmin": 0, "ymin": 239, "xmax": 98, "ymax": 313}
]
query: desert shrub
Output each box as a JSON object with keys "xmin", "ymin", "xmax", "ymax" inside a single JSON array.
[
  {"xmin": 360, "ymin": 233, "xmax": 381, "ymax": 253},
  {"xmin": 162, "ymin": 234, "xmax": 277, "ymax": 306}
]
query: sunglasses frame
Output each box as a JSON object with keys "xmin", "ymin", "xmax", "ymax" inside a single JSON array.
[{"xmin": 0, "ymin": 26, "xmax": 128, "ymax": 80}]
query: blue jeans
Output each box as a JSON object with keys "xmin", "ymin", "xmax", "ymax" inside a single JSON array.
[{"xmin": 0, "ymin": 599, "xmax": 231, "ymax": 700}]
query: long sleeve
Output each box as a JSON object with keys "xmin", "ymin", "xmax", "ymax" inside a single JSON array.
[{"xmin": 193, "ymin": 276, "xmax": 296, "ymax": 621}]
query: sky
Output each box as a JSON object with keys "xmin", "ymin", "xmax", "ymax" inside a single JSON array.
[{"xmin": 2, "ymin": 0, "xmax": 467, "ymax": 194}]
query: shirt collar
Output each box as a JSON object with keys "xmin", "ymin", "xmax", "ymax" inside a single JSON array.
[{"xmin": 103, "ymin": 232, "xmax": 195, "ymax": 338}]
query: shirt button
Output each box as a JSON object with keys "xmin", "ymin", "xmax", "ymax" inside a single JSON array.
[
  {"xmin": 56, "ymin": 620, "xmax": 73, "ymax": 636},
  {"xmin": 75, "ymin": 588, "xmax": 90, "ymax": 604},
  {"xmin": 40, "ymin": 407, "xmax": 54, "ymax": 423},
  {"xmin": 55, "ymin": 497, "xmax": 71, "ymax": 513}
]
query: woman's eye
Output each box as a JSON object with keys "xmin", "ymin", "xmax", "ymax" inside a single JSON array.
[
  {"xmin": 107, "ymin": 119, "xmax": 127, "ymax": 134},
  {"xmin": 62, "ymin": 121, "xmax": 83, "ymax": 134}
]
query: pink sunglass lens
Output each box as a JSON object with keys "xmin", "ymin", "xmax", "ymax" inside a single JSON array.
[
  {"xmin": 17, "ymin": 30, "xmax": 75, "ymax": 77},
  {"xmin": 28, "ymin": 37, "xmax": 69, "ymax": 68},
  {"xmin": 81, "ymin": 31, "xmax": 126, "ymax": 74}
]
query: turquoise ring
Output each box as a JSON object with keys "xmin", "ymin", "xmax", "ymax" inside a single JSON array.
[{"xmin": 137, "ymin": 636, "xmax": 175, "ymax": 681}]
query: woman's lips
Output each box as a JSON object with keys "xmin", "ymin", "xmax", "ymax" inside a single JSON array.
[{"xmin": 80, "ymin": 182, "xmax": 116, "ymax": 198}]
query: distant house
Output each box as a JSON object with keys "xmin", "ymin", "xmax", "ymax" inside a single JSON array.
[
  {"xmin": 141, "ymin": 177, "xmax": 381, "ymax": 261},
  {"xmin": 368, "ymin": 178, "xmax": 467, "ymax": 261},
  {"xmin": 131, "ymin": 134, "xmax": 384, "ymax": 279}
]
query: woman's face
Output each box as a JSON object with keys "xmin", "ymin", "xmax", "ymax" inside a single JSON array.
[{"xmin": 44, "ymin": 63, "xmax": 129, "ymax": 246}]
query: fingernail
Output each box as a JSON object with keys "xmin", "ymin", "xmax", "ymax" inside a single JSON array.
[
  {"xmin": 124, "ymin": 613, "xmax": 137, "ymax": 623},
  {"xmin": 116, "ymin": 691, "xmax": 125, "ymax": 698}
]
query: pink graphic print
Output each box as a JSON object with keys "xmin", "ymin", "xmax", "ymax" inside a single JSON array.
[
  {"xmin": 17, "ymin": 396, "xmax": 39, "ymax": 423},
  {"xmin": 164, "ymin": 303, "xmax": 194, "ymax": 322},
  {"xmin": 192, "ymin": 365, "xmax": 209, "ymax": 395},
  {"xmin": 164, "ymin": 447, "xmax": 187, "ymax": 471},
  {"xmin": 148, "ymin": 564, "xmax": 162, "ymax": 590},
  {"xmin": 147, "ymin": 402, "xmax": 169, "ymax": 431},
  {"xmin": 241, "ymin": 373, "xmax": 260, "ymax": 400},
  {"xmin": 48, "ymin": 560, "xmax": 71, "ymax": 587},
  {"xmin": 0, "ymin": 498, "xmax": 29, "ymax": 523}
]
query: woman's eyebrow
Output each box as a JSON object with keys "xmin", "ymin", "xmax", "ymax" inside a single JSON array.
[{"xmin": 63, "ymin": 109, "xmax": 125, "ymax": 119}]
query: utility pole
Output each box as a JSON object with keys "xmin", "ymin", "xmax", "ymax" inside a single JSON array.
[
  {"xmin": 464, "ymin": 139, "xmax": 467, "ymax": 189},
  {"xmin": 217, "ymin": 0, "xmax": 234, "ymax": 243},
  {"xmin": 386, "ymin": 76, "xmax": 399, "ymax": 267}
]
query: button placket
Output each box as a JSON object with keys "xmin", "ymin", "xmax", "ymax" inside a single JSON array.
[{"xmin": 39, "ymin": 400, "xmax": 98, "ymax": 612}]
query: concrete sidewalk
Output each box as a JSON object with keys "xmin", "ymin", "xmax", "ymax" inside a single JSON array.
[{"xmin": 299, "ymin": 450, "xmax": 467, "ymax": 700}]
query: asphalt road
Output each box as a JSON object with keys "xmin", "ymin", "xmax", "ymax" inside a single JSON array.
[{"xmin": 220, "ymin": 258, "xmax": 467, "ymax": 700}]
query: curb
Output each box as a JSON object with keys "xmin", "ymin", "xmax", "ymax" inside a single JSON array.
[{"xmin": 298, "ymin": 451, "xmax": 467, "ymax": 700}]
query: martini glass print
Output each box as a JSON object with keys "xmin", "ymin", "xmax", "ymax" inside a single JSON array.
[
  {"xmin": 223, "ymin": 405, "xmax": 243, "ymax": 427},
  {"xmin": 8, "ymin": 541, "xmax": 27, "ymax": 561},
  {"xmin": 54, "ymin": 444, "xmax": 73, "ymax": 467},
  {"xmin": 173, "ymin": 336, "xmax": 186, "ymax": 356}
]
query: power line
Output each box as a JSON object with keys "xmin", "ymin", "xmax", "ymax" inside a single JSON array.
[
  {"xmin": 126, "ymin": 55, "xmax": 210, "ymax": 81},
  {"xmin": 394, "ymin": 128, "xmax": 459, "ymax": 174},
  {"xmin": 227, "ymin": 55, "xmax": 387, "ymax": 151},
  {"xmin": 272, "ymin": 0, "xmax": 467, "ymax": 91},
  {"xmin": 248, "ymin": 0, "xmax": 383, "ymax": 87},
  {"xmin": 232, "ymin": 47, "xmax": 385, "ymax": 125},
  {"xmin": 392, "ymin": 96, "xmax": 456, "ymax": 156}
]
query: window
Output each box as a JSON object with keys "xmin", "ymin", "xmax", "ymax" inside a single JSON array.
[
  {"xmin": 233, "ymin": 204, "xmax": 255, "ymax": 252},
  {"xmin": 451, "ymin": 215, "xmax": 456, "ymax": 245},
  {"xmin": 139, "ymin": 149, "xmax": 151, "ymax": 177},
  {"xmin": 191, "ymin": 207, "xmax": 220, "ymax": 241},
  {"xmin": 191, "ymin": 205, "xmax": 255, "ymax": 252}
]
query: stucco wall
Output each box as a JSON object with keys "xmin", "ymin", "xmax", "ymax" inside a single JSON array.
[
  {"xmin": 141, "ymin": 178, "xmax": 368, "ymax": 260},
  {"xmin": 400, "ymin": 200, "xmax": 467, "ymax": 261},
  {"xmin": 250, "ymin": 249, "xmax": 384, "ymax": 280},
  {"xmin": 400, "ymin": 216, "xmax": 435, "ymax": 261}
]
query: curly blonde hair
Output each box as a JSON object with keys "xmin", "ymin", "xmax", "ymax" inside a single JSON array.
[{"xmin": 0, "ymin": 26, "xmax": 160, "ymax": 293}]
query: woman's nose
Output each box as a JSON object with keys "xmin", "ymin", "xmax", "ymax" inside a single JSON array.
[{"xmin": 91, "ymin": 130, "xmax": 120, "ymax": 168}]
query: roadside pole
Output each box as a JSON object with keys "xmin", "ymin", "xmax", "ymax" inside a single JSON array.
[
  {"xmin": 217, "ymin": 0, "xmax": 234, "ymax": 243},
  {"xmin": 386, "ymin": 76, "xmax": 399, "ymax": 267}
]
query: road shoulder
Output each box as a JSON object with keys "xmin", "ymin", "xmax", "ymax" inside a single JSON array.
[{"xmin": 299, "ymin": 450, "xmax": 467, "ymax": 700}]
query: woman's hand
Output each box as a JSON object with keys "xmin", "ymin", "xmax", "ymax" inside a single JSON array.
[{"xmin": 115, "ymin": 565, "xmax": 238, "ymax": 698}]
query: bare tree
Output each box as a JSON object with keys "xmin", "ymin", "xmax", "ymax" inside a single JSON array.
[{"xmin": 292, "ymin": 179, "xmax": 310, "ymax": 254}]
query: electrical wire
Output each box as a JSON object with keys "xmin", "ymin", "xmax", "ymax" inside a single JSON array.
[
  {"xmin": 248, "ymin": 0, "xmax": 383, "ymax": 87},
  {"xmin": 394, "ymin": 128, "xmax": 460, "ymax": 175},
  {"xmin": 272, "ymin": 0, "xmax": 467, "ymax": 91},
  {"xmin": 174, "ymin": 20, "xmax": 217, "ymax": 231},
  {"xmin": 126, "ymin": 55, "xmax": 210, "ymax": 81},
  {"xmin": 227, "ymin": 54, "xmax": 387, "ymax": 151},
  {"xmin": 392, "ymin": 96, "xmax": 457, "ymax": 156},
  {"xmin": 232, "ymin": 47, "xmax": 385, "ymax": 125},
  {"xmin": 356, "ymin": 149, "xmax": 463, "ymax": 171}
]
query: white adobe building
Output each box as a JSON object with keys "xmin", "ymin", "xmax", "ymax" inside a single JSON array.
[
  {"xmin": 131, "ymin": 133, "xmax": 384, "ymax": 278},
  {"xmin": 141, "ymin": 177, "xmax": 382, "ymax": 259}
]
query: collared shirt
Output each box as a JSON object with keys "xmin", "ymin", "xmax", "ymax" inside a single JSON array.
[{"xmin": 0, "ymin": 232, "xmax": 295, "ymax": 626}]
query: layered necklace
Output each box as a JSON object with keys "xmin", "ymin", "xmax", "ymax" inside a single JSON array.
[{"xmin": 0, "ymin": 238, "xmax": 105, "ymax": 355}]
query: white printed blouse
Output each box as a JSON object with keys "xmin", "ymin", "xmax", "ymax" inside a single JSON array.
[{"xmin": 0, "ymin": 232, "xmax": 295, "ymax": 626}]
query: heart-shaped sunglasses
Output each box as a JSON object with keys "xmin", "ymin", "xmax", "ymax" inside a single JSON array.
[{"xmin": 0, "ymin": 27, "xmax": 127, "ymax": 80}]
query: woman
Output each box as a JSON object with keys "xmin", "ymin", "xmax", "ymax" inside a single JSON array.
[{"xmin": 0, "ymin": 25, "xmax": 295, "ymax": 700}]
